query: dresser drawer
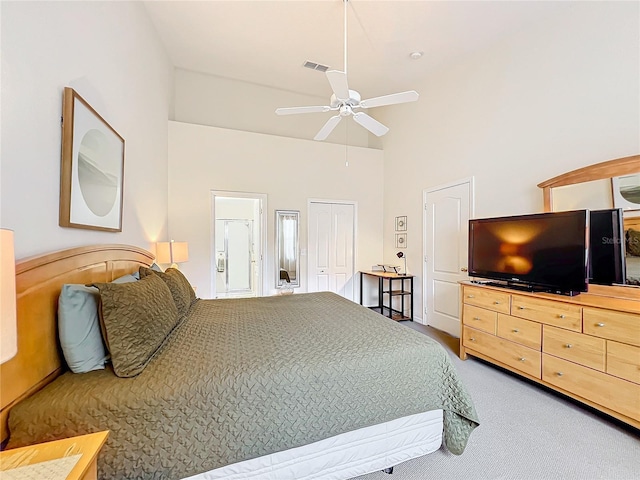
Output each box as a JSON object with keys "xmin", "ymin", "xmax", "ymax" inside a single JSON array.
[
  {"xmin": 543, "ymin": 354, "xmax": 640, "ymax": 422},
  {"xmin": 583, "ymin": 308, "xmax": 640, "ymax": 347},
  {"xmin": 463, "ymin": 286, "xmax": 510, "ymax": 314},
  {"xmin": 497, "ymin": 314, "xmax": 542, "ymax": 350},
  {"xmin": 607, "ymin": 341, "xmax": 640, "ymax": 385},
  {"xmin": 511, "ymin": 295, "xmax": 581, "ymax": 331},
  {"xmin": 463, "ymin": 304, "xmax": 497, "ymax": 334},
  {"xmin": 543, "ymin": 325, "xmax": 605, "ymax": 371},
  {"xmin": 463, "ymin": 326, "xmax": 541, "ymax": 378}
]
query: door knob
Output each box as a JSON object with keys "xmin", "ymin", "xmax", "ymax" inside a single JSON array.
[{"xmin": 461, "ymin": 267, "xmax": 468, "ymax": 272}]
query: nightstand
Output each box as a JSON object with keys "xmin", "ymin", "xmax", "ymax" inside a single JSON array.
[{"xmin": 0, "ymin": 431, "xmax": 108, "ymax": 480}]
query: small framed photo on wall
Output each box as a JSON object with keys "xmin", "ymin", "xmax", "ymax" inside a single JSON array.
[
  {"xmin": 395, "ymin": 216, "xmax": 407, "ymax": 231},
  {"xmin": 395, "ymin": 233, "xmax": 407, "ymax": 248}
]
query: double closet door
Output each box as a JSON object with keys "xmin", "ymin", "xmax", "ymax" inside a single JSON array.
[{"xmin": 308, "ymin": 202, "xmax": 355, "ymax": 301}]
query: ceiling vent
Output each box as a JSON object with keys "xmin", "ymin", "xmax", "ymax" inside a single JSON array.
[{"xmin": 303, "ymin": 61, "xmax": 329, "ymax": 72}]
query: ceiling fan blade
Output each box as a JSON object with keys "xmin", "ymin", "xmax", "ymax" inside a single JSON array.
[
  {"xmin": 352, "ymin": 112, "xmax": 389, "ymax": 137},
  {"xmin": 314, "ymin": 115, "xmax": 342, "ymax": 141},
  {"xmin": 275, "ymin": 105, "xmax": 331, "ymax": 115},
  {"xmin": 359, "ymin": 91, "xmax": 419, "ymax": 109},
  {"xmin": 326, "ymin": 70, "xmax": 350, "ymax": 101}
]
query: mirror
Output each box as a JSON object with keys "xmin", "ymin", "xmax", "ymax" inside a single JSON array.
[
  {"xmin": 538, "ymin": 154, "xmax": 640, "ymax": 296},
  {"xmin": 276, "ymin": 210, "xmax": 300, "ymax": 288}
]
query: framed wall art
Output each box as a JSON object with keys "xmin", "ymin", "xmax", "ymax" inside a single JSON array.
[
  {"xmin": 59, "ymin": 87, "xmax": 125, "ymax": 232},
  {"xmin": 612, "ymin": 174, "xmax": 640, "ymax": 213},
  {"xmin": 395, "ymin": 216, "xmax": 407, "ymax": 231},
  {"xmin": 395, "ymin": 233, "xmax": 407, "ymax": 248}
]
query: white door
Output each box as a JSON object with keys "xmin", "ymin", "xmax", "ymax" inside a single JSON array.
[
  {"xmin": 215, "ymin": 219, "xmax": 254, "ymax": 295},
  {"xmin": 423, "ymin": 179, "xmax": 473, "ymax": 337},
  {"xmin": 211, "ymin": 192, "xmax": 266, "ymax": 299},
  {"xmin": 308, "ymin": 201, "xmax": 355, "ymax": 300}
]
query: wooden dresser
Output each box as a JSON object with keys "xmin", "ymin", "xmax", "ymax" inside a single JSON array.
[{"xmin": 459, "ymin": 282, "xmax": 640, "ymax": 429}]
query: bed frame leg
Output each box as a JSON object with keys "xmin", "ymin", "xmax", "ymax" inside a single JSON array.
[{"xmin": 382, "ymin": 467, "xmax": 394, "ymax": 474}]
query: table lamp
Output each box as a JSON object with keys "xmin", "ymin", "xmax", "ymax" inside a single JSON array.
[
  {"xmin": 1, "ymin": 229, "xmax": 17, "ymax": 363},
  {"xmin": 156, "ymin": 240, "xmax": 189, "ymax": 269},
  {"xmin": 396, "ymin": 251, "xmax": 407, "ymax": 275}
]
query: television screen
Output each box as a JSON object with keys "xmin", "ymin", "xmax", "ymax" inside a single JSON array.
[
  {"xmin": 589, "ymin": 208, "xmax": 625, "ymax": 285},
  {"xmin": 468, "ymin": 210, "xmax": 588, "ymax": 295}
]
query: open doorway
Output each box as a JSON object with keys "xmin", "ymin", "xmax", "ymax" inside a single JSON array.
[{"xmin": 211, "ymin": 191, "xmax": 266, "ymax": 298}]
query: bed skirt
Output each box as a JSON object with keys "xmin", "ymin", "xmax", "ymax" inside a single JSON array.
[{"xmin": 185, "ymin": 409, "xmax": 444, "ymax": 480}]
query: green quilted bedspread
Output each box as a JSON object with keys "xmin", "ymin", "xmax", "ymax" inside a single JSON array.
[{"xmin": 8, "ymin": 292, "xmax": 478, "ymax": 479}]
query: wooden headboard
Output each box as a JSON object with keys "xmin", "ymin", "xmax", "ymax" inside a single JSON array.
[
  {"xmin": 0, "ymin": 244, "xmax": 154, "ymax": 445},
  {"xmin": 624, "ymin": 216, "xmax": 640, "ymax": 232}
]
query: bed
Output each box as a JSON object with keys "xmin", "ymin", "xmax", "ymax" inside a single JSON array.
[{"xmin": 1, "ymin": 244, "xmax": 478, "ymax": 479}]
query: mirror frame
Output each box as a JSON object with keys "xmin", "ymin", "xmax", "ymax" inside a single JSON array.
[
  {"xmin": 537, "ymin": 154, "xmax": 640, "ymax": 211},
  {"xmin": 275, "ymin": 210, "xmax": 300, "ymax": 288},
  {"xmin": 537, "ymin": 154, "xmax": 640, "ymax": 298}
]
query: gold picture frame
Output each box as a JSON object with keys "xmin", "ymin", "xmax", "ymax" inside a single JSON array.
[{"xmin": 59, "ymin": 87, "xmax": 125, "ymax": 232}]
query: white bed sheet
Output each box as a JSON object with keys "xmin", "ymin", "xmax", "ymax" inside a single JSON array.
[{"xmin": 184, "ymin": 409, "xmax": 444, "ymax": 480}]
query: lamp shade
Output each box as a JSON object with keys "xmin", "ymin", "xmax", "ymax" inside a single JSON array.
[
  {"xmin": 1, "ymin": 229, "xmax": 17, "ymax": 364},
  {"xmin": 156, "ymin": 241, "xmax": 189, "ymax": 265},
  {"xmin": 170, "ymin": 242, "xmax": 189, "ymax": 263},
  {"xmin": 155, "ymin": 242, "xmax": 172, "ymax": 264}
]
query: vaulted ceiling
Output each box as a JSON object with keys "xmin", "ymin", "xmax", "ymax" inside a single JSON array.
[{"xmin": 143, "ymin": 1, "xmax": 574, "ymax": 100}]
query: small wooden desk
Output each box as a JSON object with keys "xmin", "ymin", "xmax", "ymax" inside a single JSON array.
[
  {"xmin": 360, "ymin": 271, "xmax": 414, "ymax": 321},
  {"xmin": 0, "ymin": 431, "xmax": 108, "ymax": 480}
]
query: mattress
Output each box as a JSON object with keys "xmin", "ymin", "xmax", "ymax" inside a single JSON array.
[
  {"xmin": 187, "ymin": 409, "xmax": 444, "ymax": 480},
  {"xmin": 8, "ymin": 292, "xmax": 478, "ymax": 479}
]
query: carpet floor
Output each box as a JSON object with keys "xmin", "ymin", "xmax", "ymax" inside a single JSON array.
[{"xmin": 351, "ymin": 322, "xmax": 640, "ymax": 480}]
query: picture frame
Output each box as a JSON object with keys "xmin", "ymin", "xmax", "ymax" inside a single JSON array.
[
  {"xmin": 611, "ymin": 174, "xmax": 640, "ymax": 214},
  {"xmin": 395, "ymin": 233, "xmax": 407, "ymax": 248},
  {"xmin": 395, "ymin": 215, "xmax": 407, "ymax": 231},
  {"xmin": 59, "ymin": 87, "xmax": 125, "ymax": 232}
]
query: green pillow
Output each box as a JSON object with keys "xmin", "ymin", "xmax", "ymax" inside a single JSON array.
[
  {"xmin": 57, "ymin": 273, "xmax": 137, "ymax": 374},
  {"xmin": 93, "ymin": 273, "xmax": 179, "ymax": 378},
  {"xmin": 627, "ymin": 229, "xmax": 640, "ymax": 256},
  {"xmin": 139, "ymin": 267, "xmax": 196, "ymax": 317}
]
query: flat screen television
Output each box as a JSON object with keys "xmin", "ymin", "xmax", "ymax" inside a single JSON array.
[
  {"xmin": 468, "ymin": 210, "xmax": 588, "ymax": 295},
  {"xmin": 589, "ymin": 208, "xmax": 626, "ymax": 285}
]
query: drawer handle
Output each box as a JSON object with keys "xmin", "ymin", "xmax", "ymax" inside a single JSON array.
[
  {"xmin": 557, "ymin": 372, "xmax": 564, "ymax": 377},
  {"xmin": 566, "ymin": 344, "xmax": 573, "ymax": 349},
  {"xmin": 473, "ymin": 317, "xmax": 481, "ymax": 321},
  {"xmin": 512, "ymin": 329, "xmax": 519, "ymax": 333},
  {"xmin": 596, "ymin": 322, "xmax": 605, "ymax": 327},
  {"xmin": 469, "ymin": 337, "xmax": 476, "ymax": 342},
  {"xmin": 558, "ymin": 314, "xmax": 566, "ymax": 319},
  {"xmin": 517, "ymin": 306, "xmax": 525, "ymax": 310},
  {"xmin": 467, "ymin": 295, "xmax": 475, "ymax": 298},
  {"xmin": 494, "ymin": 301, "xmax": 500, "ymax": 305},
  {"xmin": 519, "ymin": 357, "xmax": 526, "ymax": 362}
]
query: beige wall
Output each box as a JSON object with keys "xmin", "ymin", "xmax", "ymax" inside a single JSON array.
[
  {"xmin": 377, "ymin": 1, "xmax": 639, "ymax": 322},
  {"xmin": 168, "ymin": 121, "xmax": 384, "ymax": 298},
  {"xmin": 0, "ymin": 1, "xmax": 173, "ymax": 258},
  {"xmin": 174, "ymin": 69, "xmax": 378, "ymax": 148}
]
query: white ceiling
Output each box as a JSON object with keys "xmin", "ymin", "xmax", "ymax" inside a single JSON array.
[{"xmin": 143, "ymin": 1, "xmax": 574, "ymax": 101}]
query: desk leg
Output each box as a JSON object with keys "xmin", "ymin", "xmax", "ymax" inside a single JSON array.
[
  {"xmin": 378, "ymin": 278, "xmax": 383, "ymax": 311},
  {"xmin": 387, "ymin": 278, "xmax": 393, "ymax": 319},
  {"xmin": 410, "ymin": 277, "xmax": 414, "ymax": 321}
]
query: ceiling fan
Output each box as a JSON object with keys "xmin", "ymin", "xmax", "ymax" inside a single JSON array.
[{"xmin": 275, "ymin": 0, "xmax": 419, "ymax": 141}]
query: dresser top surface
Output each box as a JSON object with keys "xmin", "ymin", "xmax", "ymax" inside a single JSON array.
[{"xmin": 461, "ymin": 281, "xmax": 640, "ymax": 315}]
